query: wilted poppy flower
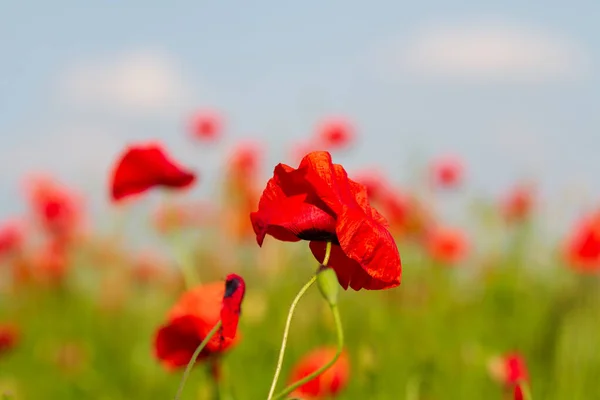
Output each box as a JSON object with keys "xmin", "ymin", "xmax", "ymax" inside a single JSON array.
[
  {"xmin": 154, "ymin": 279, "xmax": 243, "ymax": 370},
  {"xmin": 502, "ymin": 184, "xmax": 535, "ymax": 223},
  {"xmin": 430, "ymin": 155, "xmax": 463, "ymax": 189},
  {"xmin": 315, "ymin": 117, "xmax": 354, "ymax": 150},
  {"xmin": 0, "ymin": 324, "xmax": 19, "ymax": 356},
  {"xmin": 110, "ymin": 143, "xmax": 196, "ymax": 202},
  {"xmin": 288, "ymin": 347, "xmax": 350, "ymax": 399},
  {"xmin": 251, "ymin": 151, "xmax": 401, "ymax": 291},
  {"xmin": 189, "ymin": 110, "xmax": 222, "ymax": 141},
  {"xmin": 219, "ymin": 274, "xmax": 246, "ymax": 340},
  {"xmin": 488, "ymin": 352, "xmax": 529, "ymax": 387},
  {"xmin": 564, "ymin": 211, "xmax": 600, "ymax": 273},
  {"xmin": 425, "ymin": 226, "xmax": 468, "ymax": 264},
  {"xmin": 25, "ymin": 175, "xmax": 83, "ymax": 242},
  {"xmin": 0, "ymin": 219, "xmax": 25, "ymax": 259}
]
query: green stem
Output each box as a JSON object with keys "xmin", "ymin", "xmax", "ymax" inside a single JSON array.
[
  {"xmin": 266, "ymin": 275, "xmax": 317, "ymax": 400},
  {"xmin": 174, "ymin": 321, "xmax": 222, "ymax": 400},
  {"xmin": 272, "ymin": 303, "xmax": 344, "ymax": 400}
]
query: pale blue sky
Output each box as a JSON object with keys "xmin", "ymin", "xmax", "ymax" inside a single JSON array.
[{"xmin": 0, "ymin": 1, "xmax": 598, "ymax": 233}]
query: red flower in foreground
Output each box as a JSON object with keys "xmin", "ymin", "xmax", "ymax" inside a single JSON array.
[
  {"xmin": 189, "ymin": 110, "xmax": 222, "ymax": 141},
  {"xmin": 502, "ymin": 184, "xmax": 535, "ymax": 223},
  {"xmin": 430, "ymin": 155, "xmax": 463, "ymax": 189},
  {"xmin": 0, "ymin": 324, "xmax": 19, "ymax": 356},
  {"xmin": 426, "ymin": 226, "xmax": 468, "ymax": 264},
  {"xmin": 25, "ymin": 175, "xmax": 83, "ymax": 241},
  {"xmin": 110, "ymin": 143, "xmax": 196, "ymax": 202},
  {"xmin": 564, "ymin": 211, "xmax": 600, "ymax": 273},
  {"xmin": 251, "ymin": 151, "xmax": 401, "ymax": 291},
  {"xmin": 0, "ymin": 219, "xmax": 25, "ymax": 259},
  {"xmin": 288, "ymin": 347, "xmax": 350, "ymax": 399},
  {"xmin": 154, "ymin": 278, "xmax": 243, "ymax": 370},
  {"xmin": 220, "ymin": 274, "xmax": 246, "ymax": 340},
  {"xmin": 315, "ymin": 118, "xmax": 354, "ymax": 150}
]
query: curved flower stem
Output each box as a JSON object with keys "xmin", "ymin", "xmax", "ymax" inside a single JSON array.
[
  {"xmin": 266, "ymin": 274, "xmax": 317, "ymax": 400},
  {"xmin": 272, "ymin": 303, "xmax": 344, "ymax": 400},
  {"xmin": 174, "ymin": 321, "xmax": 222, "ymax": 400},
  {"xmin": 266, "ymin": 241, "xmax": 333, "ymax": 399}
]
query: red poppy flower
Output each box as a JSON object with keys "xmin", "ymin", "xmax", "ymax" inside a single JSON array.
[
  {"xmin": 564, "ymin": 211, "xmax": 600, "ymax": 273},
  {"xmin": 430, "ymin": 155, "xmax": 463, "ymax": 189},
  {"xmin": 514, "ymin": 384, "xmax": 524, "ymax": 400},
  {"xmin": 315, "ymin": 117, "xmax": 354, "ymax": 150},
  {"xmin": 25, "ymin": 175, "xmax": 83, "ymax": 241},
  {"xmin": 154, "ymin": 280, "xmax": 241, "ymax": 370},
  {"xmin": 250, "ymin": 151, "xmax": 401, "ymax": 291},
  {"xmin": 0, "ymin": 324, "xmax": 19, "ymax": 356},
  {"xmin": 489, "ymin": 352, "xmax": 529, "ymax": 387},
  {"xmin": 220, "ymin": 274, "xmax": 246, "ymax": 340},
  {"xmin": 189, "ymin": 110, "xmax": 222, "ymax": 141},
  {"xmin": 0, "ymin": 219, "xmax": 25, "ymax": 259},
  {"xmin": 288, "ymin": 347, "xmax": 350, "ymax": 399},
  {"xmin": 502, "ymin": 184, "xmax": 535, "ymax": 223},
  {"xmin": 110, "ymin": 143, "xmax": 196, "ymax": 202},
  {"xmin": 426, "ymin": 226, "xmax": 468, "ymax": 264}
]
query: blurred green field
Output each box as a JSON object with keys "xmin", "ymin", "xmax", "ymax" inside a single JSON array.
[{"xmin": 1, "ymin": 228, "xmax": 599, "ymax": 399}]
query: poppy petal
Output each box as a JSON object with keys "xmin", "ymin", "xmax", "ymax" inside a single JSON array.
[
  {"xmin": 110, "ymin": 143, "xmax": 196, "ymax": 201},
  {"xmin": 220, "ymin": 274, "xmax": 246, "ymax": 340}
]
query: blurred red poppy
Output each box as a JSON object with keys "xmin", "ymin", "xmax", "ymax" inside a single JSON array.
[
  {"xmin": 220, "ymin": 274, "xmax": 246, "ymax": 340},
  {"xmin": 502, "ymin": 184, "xmax": 535, "ymax": 223},
  {"xmin": 0, "ymin": 219, "xmax": 25, "ymax": 259},
  {"xmin": 251, "ymin": 151, "xmax": 401, "ymax": 291},
  {"xmin": 25, "ymin": 175, "xmax": 83, "ymax": 242},
  {"xmin": 430, "ymin": 155, "xmax": 463, "ymax": 189},
  {"xmin": 0, "ymin": 324, "xmax": 19, "ymax": 356},
  {"xmin": 189, "ymin": 110, "xmax": 222, "ymax": 141},
  {"xmin": 34, "ymin": 239, "xmax": 69, "ymax": 284},
  {"xmin": 489, "ymin": 352, "xmax": 529, "ymax": 388},
  {"xmin": 110, "ymin": 143, "xmax": 196, "ymax": 202},
  {"xmin": 288, "ymin": 347, "xmax": 350, "ymax": 399},
  {"xmin": 315, "ymin": 117, "xmax": 354, "ymax": 150},
  {"xmin": 426, "ymin": 226, "xmax": 468, "ymax": 264},
  {"xmin": 564, "ymin": 210, "xmax": 600, "ymax": 273},
  {"xmin": 514, "ymin": 384, "xmax": 524, "ymax": 400},
  {"xmin": 154, "ymin": 280, "xmax": 240, "ymax": 370}
]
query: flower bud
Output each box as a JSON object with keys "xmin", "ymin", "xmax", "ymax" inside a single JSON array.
[{"xmin": 317, "ymin": 265, "xmax": 339, "ymax": 306}]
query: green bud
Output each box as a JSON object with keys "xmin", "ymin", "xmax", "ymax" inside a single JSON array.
[{"xmin": 317, "ymin": 265, "xmax": 339, "ymax": 306}]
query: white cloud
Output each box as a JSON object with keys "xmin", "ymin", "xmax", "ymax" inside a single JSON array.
[
  {"xmin": 378, "ymin": 19, "xmax": 590, "ymax": 83},
  {"xmin": 59, "ymin": 50, "xmax": 191, "ymax": 113}
]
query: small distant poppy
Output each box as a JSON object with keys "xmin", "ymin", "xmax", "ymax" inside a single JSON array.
[
  {"xmin": 502, "ymin": 184, "xmax": 535, "ymax": 223},
  {"xmin": 315, "ymin": 118, "xmax": 354, "ymax": 150},
  {"xmin": 0, "ymin": 324, "xmax": 19, "ymax": 356},
  {"xmin": 288, "ymin": 347, "xmax": 350, "ymax": 399},
  {"xmin": 564, "ymin": 211, "xmax": 600, "ymax": 273},
  {"xmin": 189, "ymin": 110, "xmax": 222, "ymax": 141},
  {"xmin": 25, "ymin": 175, "xmax": 83, "ymax": 241},
  {"xmin": 154, "ymin": 277, "xmax": 244, "ymax": 370},
  {"xmin": 0, "ymin": 219, "xmax": 24, "ymax": 259},
  {"xmin": 110, "ymin": 143, "xmax": 196, "ymax": 202},
  {"xmin": 426, "ymin": 226, "xmax": 468, "ymax": 264},
  {"xmin": 251, "ymin": 151, "xmax": 401, "ymax": 291},
  {"xmin": 430, "ymin": 155, "xmax": 463, "ymax": 189},
  {"xmin": 489, "ymin": 352, "xmax": 529, "ymax": 387}
]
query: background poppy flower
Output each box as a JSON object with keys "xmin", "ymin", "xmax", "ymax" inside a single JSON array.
[
  {"xmin": 314, "ymin": 117, "xmax": 354, "ymax": 150},
  {"xmin": 189, "ymin": 110, "xmax": 222, "ymax": 142},
  {"xmin": 489, "ymin": 352, "xmax": 529, "ymax": 387},
  {"xmin": 564, "ymin": 210, "xmax": 600, "ymax": 273},
  {"xmin": 0, "ymin": 324, "xmax": 20, "ymax": 356},
  {"xmin": 288, "ymin": 347, "xmax": 350, "ymax": 399},
  {"xmin": 154, "ymin": 281, "xmax": 238, "ymax": 370},
  {"xmin": 502, "ymin": 184, "xmax": 535, "ymax": 224},
  {"xmin": 251, "ymin": 151, "xmax": 401, "ymax": 291},
  {"xmin": 0, "ymin": 219, "xmax": 25, "ymax": 259},
  {"xmin": 430, "ymin": 155, "xmax": 464, "ymax": 189},
  {"xmin": 425, "ymin": 225, "xmax": 469, "ymax": 265},
  {"xmin": 110, "ymin": 143, "xmax": 196, "ymax": 202}
]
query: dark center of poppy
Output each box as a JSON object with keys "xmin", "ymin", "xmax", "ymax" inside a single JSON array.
[
  {"xmin": 297, "ymin": 229, "xmax": 339, "ymax": 244},
  {"xmin": 224, "ymin": 278, "xmax": 240, "ymax": 298}
]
